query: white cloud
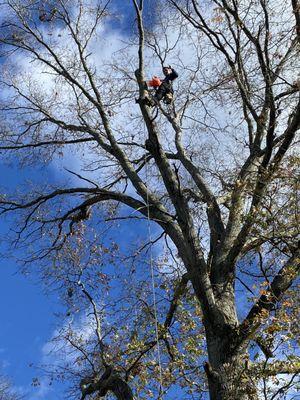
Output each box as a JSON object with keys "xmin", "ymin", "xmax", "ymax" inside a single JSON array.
[{"xmin": 41, "ymin": 313, "xmax": 95, "ymax": 362}]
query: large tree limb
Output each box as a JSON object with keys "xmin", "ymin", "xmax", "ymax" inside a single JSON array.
[
  {"xmin": 0, "ymin": 186, "xmax": 174, "ymax": 229},
  {"xmin": 164, "ymin": 273, "xmax": 190, "ymax": 329},
  {"xmin": 224, "ymin": 98, "xmax": 300, "ymax": 267},
  {"xmin": 165, "ymin": 113, "xmax": 225, "ymax": 258},
  {"xmin": 237, "ymin": 250, "xmax": 300, "ymax": 345},
  {"xmin": 80, "ymin": 367, "xmax": 133, "ymax": 400},
  {"xmin": 0, "ymin": 137, "xmax": 94, "ymax": 150},
  {"xmin": 132, "ymin": 2, "xmax": 217, "ymax": 318},
  {"xmin": 292, "ymin": 0, "xmax": 300, "ymax": 43}
]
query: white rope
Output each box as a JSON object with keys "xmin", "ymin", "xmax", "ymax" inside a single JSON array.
[
  {"xmin": 144, "ymin": 155, "xmax": 164, "ymax": 399},
  {"xmin": 134, "ymin": 305, "xmax": 141, "ymax": 400}
]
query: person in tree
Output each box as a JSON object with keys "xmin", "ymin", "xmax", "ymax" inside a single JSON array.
[
  {"xmin": 39, "ymin": 7, "xmax": 57, "ymax": 22},
  {"xmin": 148, "ymin": 65, "xmax": 178, "ymax": 104}
]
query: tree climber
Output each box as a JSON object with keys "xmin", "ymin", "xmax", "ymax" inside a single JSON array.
[
  {"xmin": 39, "ymin": 7, "xmax": 57, "ymax": 22},
  {"xmin": 150, "ymin": 65, "xmax": 178, "ymax": 104},
  {"xmin": 136, "ymin": 65, "xmax": 178, "ymax": 107}
]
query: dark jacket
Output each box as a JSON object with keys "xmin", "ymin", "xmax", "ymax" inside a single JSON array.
[
  {"xmin": 154, "ymin": 68, "xmax": 178, "ymax": 101},
  {"xmin": 163, "ymin": 69, "xmax": 178, "ymax": 84},
  {"xmin": 162, "ymin": 69, "xmax": 178, "ymax": 92}
]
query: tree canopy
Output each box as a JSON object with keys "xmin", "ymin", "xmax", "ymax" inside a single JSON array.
[{"xmin": 0, "ymin": 0, "xmax": 299, "ymax": 399}]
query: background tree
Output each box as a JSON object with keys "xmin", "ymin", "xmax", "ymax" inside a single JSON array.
[
  {"xmin": 0, "ymin": 0, "xmax": 299, "ymax": 399},
  {"xmin": 0, "ymin": 374, "xmax": 22, "ymax": 400}
]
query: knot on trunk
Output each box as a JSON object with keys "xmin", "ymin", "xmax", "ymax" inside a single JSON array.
[{"xmin": 204, "ymin": 361, "xmax": 220, "ymax": 382}]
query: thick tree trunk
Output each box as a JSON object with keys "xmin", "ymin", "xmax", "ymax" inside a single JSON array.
[
  {"xmin": 108, "ymin": 376, "xmax": 134, "ymax": 400},
  {"xmin": 204, "ymin": 283, "xmax": 259, "ymax": 400},
  {"xmin": 205, "ymin": 337, "xmax": 258, "ymax": 400}
]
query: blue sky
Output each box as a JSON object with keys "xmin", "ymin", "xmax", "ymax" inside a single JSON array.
[{"xmin": 0, "ymin": 163, "xmax": 63, "ymax": 398}]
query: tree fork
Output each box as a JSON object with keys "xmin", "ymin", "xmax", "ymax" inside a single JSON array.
[{"xmin": 80, "ymin": 367, "xmax": 134, "ymax": 400}]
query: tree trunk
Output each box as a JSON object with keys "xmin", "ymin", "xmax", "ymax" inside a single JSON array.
[
  {"xmin": 204, "ymin": 282, "xmax": 259, "ymax": 400},
  {"xmin": 108, "ymin": 376, "xmax": 134, "ymax": 400},
  {"xmin": 205, "ymin": 338, "xmax": 259, "ymax": 400}
]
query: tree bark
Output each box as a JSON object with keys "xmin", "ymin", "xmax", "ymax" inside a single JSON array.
[
  {"xmin": 202, "ymin": 276, "xmax": 259, "ymax": 400},
  {"xmin": 204, "ymin": 351, "xmax": 259, "ymax": 400},
  {"xmin": 81, "ymin": 367, "xmax": 134, "ymax": 400},
  {"xmin": 107, "ymin": 376, "xmax": 134, "ymax": 400}
]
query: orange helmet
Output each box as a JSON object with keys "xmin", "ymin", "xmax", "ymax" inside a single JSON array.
[{"xmin": 148, "ymin": 76, "xmax": 161, "ymax": 88}]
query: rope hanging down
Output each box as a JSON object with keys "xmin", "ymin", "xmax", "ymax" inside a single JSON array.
[{"xmin": 144, "ymin": 155, "xmax": 164, "ymax": 399}]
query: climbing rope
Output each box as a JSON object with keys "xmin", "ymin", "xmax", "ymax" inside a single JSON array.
[{"xmin": 144, "ymin": 155, "xmax": 164, "ymax": 399}]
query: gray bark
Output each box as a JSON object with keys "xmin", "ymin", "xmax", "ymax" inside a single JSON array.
[{"xmin": 204, "ymin": 291, "xmax": 258, "ymax": 400}]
